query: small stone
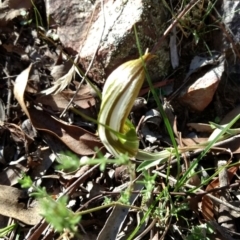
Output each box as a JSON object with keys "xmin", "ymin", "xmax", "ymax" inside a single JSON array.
[{"xmin": 179, "ymin": 61, "xmax": 225, "ymax": 112}]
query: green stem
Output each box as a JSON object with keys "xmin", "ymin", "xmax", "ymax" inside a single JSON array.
[
  {"xmin": 75, "ymin": 202, "xmax": 142, "ymax": 216},
  {"xmin": 134, "ymin": 25, "xmax": 181, "ymax": 187}
]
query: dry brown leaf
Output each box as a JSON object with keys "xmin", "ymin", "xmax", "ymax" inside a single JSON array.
[
  {"xmin": 62, "ymin": 88, "xmax": 96, "ymax": 109},
  {"xmin": 0, "ymin": 122, "xmax": 32, "ymax": 165},
  {"xmin": 97, "ymin": 176, "xmax": 144, "ymax": 240},
  {"xmin": 28, "ymin": 107, "xmax": 102, "ymax": 156},
  {"xmin": 7, "ymin": 122, "xmax": 33, "ymax": 144},
  {"xmin": 13, "ymin": 65, "xmax": 101, "ymax": 155},
  {"xmin": 36, "ymin": 87, "xmax": 96, "ymax": 113},
  {"xmin": 139, "ymin": 79, "xmax": 173, "ymax": 96},
  {"xmin": 217, "ymin": 135, "xmax": 240, "ymax": 154},
  {"xmin": 0, "ymin": 185, "xmax": 42, "ymax": 225},
  {"xmin": 0, "ymin": 164, "xmax": 28, "ymax": 186},
  {"xmin": 202, "ymin": 166, "xmax": 239, "ymax": 221},
  {"xmin": 187, "ymin": 123, "xmax": 214, "ymax": 133},
  {"xmin": 8, "ymin": 0, "xmax": 32, "ymax": 9},
  {"xmin": 13, "ymin": 64, "xmax": 32, "ymax": 119},
  {"xmin": 30, "ymin": 147, "xmax": 55, "ymax": 179},
  {"xmin": 41, "ymin": 56, "xmax": 79, "ymax": 95},
  {"xmin": 179, "ymin": 137, "xmax": 209, "ymax": 147},
  {"xmin": 220, "ymin": 105, "xmax": 240, "ymax": 125},
  {"xmin": 2, "ymin": 43, "xmax": 26, "ymax": 55},
  {"xmin": 0, "ymin": 0, "xmax": 32, "ymax": 24},
  {"xmin": 0, "ymin": 99, "xmax": 5, "ymax": 121},
  {"xmin": 50, "ymin": 59, "xmax": 72, "ymax": 80}
]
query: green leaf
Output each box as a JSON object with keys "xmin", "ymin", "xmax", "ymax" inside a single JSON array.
[
  {"xmin": 136, "ymin": 148, "xmax": 175, "ymax": 171},
  {"xmin": 18, "ymin": 174, "xmax": 33, "ymax": 188}
]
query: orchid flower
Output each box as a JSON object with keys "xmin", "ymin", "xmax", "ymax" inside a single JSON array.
[{"xmin": 98, "ymin": 52, "xmax": 153, "ymax": 157}]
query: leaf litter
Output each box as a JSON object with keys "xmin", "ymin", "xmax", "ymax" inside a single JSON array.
[{"xmin": 1, "ymin": 0, "xmax": 240, "ymax": 239}]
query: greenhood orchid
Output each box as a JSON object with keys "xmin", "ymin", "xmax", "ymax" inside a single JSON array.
[
  {"xmin": 98, "ymin": 52, "xmax": 154, "ymax": 158},
  {"xmin": 97, "ymin": 52, "xmax": 181, "ymax": 170}
]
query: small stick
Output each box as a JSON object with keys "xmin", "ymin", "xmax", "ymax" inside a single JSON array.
[
  {"xmin": 151, "ymin": 0, "xmax": 201, "ymax": 54},
  {"xmin": 154, "ymin": 171, "xmax": 240, "ymax": 213},
  {"xmin": 3, "ymin": 61, "xmax": 12, "ymax": 120},
  {"xmin": 61, "ymin": 0, "xmax": 105, "ymax": 117}
]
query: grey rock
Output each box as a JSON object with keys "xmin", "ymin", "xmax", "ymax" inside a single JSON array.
[{"xmin": 45, "ymin": 0, "xmax": 170, "ymax": 84}]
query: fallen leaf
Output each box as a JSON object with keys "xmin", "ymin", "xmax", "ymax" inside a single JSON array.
[
  {"xmin": 141, "ymin": 109, "xmax": 162, "ymax": 144},
  {"xmin": 220, "ymin": 105, "xmax": 240, "ymax": 125},
  {"xmin": 139, "ymin": 79, "xmax": 173, "ymax": 96},
  {"xmin": 28, "ymin": 107, "xmax": 102, "ymax": 156},
  {"xmin": 217, "ymin": 135, "xmax": 240, "ymax": 154},
  {"xmin": 186, "ymin": 54, "xmax": 222, "ymax": 79},
  {"xmin": 41, "ymin": 56, "xmax": 79, "ymax": 95},
  {"xmin": 0, "ymin": 0, "xmax": 32, "ymax": 25},
  {"xmin": 2, "ymin": 44, "xmax": 26, "ymax": 56},
  {"xmin": 36, "ymin": 87, "xmax": 96, "ymax": 114},
  {"xmin": 202, "ymin": 166, "xmax": 239, "ymax": 221},
  {"xmin": 187, "ymin": 123, "xmax": 214, "ymax": 133},
  {"xmin": 0, "ymin": 98, "xmax": 5, "ymax": 121},
  {"xmin": 97, "ymin": 176, "xmax": 144, "ymax": 240},
  {"xmin": 50, "ymin": 59, "xmax": 72, "ymax": 80},
  {"xmin": 0, "ymin": 164, "xmax": 28, "ymax": 186},
  {"xmin": 13, "ymin": 64, "xmax": 32, "ymax": 119},
  {"xmin": 13, "ymin": 65, "xmax": 102, "ymax": 156},
  {"xmin": 170, "ymin": 26, "xmax": 179, "ymax": 69},
  {"xmin": 0, "ymin": 185, "xmax": 42, "ymax": 225},
  {"xmin": 179, "ymin": 137, "xmax": 209, "ymax": 147}
]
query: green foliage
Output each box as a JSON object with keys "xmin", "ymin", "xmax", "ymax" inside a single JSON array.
[
  {"xmin": 170, "ymin": 203, "xmax": 189, "ymax": 217},
  {"xmin": 79, "ymin": 151, "xmax": 130, "ymax": 172},
  {"xmin": 186, "ymin": 223, "xmax": 214, "ymax": 240},
  {"xmin": 118, "ymin": 190, "xmax": 130, "ymax": 205},
  {"xmin": 18, "ymin": 174, "xmax": 33, "ymax": 188},
  {"xmin": 103, "ymin": 197, "xmax": 112, "ymax": 205},
  {"xmin": 136, "ymin": 148, "xmax": 176, "ymax": 171},
  {"xmin": 40, "ymin": 195, "xmax": 80, "ymax": 234},
  {"xmin": 134, "ymin": 25, "xmax": 181, "ymax": 177},
  {"xmin": 19, "ymin": 174, "xmax": 81, "ymax": 235},
  {"xmin": 56, "ymin": 150, "xmax": 131, "ymax": 172},
  {"xmin": 138, "ymin": 171, "xmax": 156, "ymax": 200},
  {"xmin": 214, "ymin": 116, "xmax": 221, "ymax": 124},
  {"xmin": 0, "ymin": 224, "xmax": 17, "ymax": 237},
  {"xmin": 56, "ymin": 151, "xmax": 80, "ymax": 172},
  {"xmin": 31, "ymin": 0, "xmax": 44, "ymax": 28}
]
